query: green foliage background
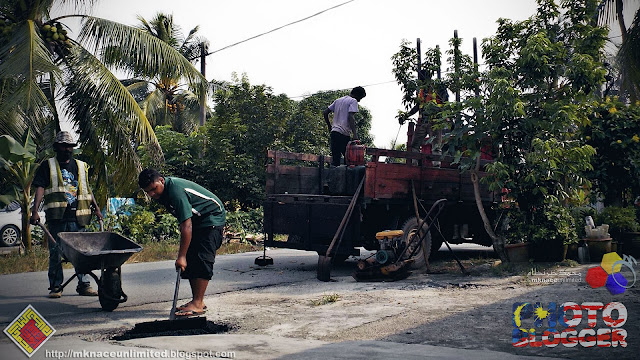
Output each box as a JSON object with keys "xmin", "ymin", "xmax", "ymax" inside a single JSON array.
[{"xmin": 140, "ymin": 74, "xmax": 374, "ymax": 209}]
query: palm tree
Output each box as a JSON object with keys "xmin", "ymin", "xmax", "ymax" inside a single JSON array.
[
  {"xmin": 0, "ymin": 0, "xmax": 208, "ymax": 203},
  {"xmin": 123, "ymin": 13, "xmax": 210, "ymax": 134},
  {"xmin": 617, "ymin": 10, "xmax": 640, "ymax": 100},
  {"xmin": 597, "ymin": 0, "xmax": 640, "ymax": 101}
]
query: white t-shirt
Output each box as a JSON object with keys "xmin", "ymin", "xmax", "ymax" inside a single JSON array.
[{"xmin": 328, "ymin": 95, "xmax": 358, "ymax": 136}]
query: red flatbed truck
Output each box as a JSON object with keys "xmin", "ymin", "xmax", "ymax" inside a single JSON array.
[{"xmin": 262, "ymin": 146, "xmax": 497, "ymax": 272}]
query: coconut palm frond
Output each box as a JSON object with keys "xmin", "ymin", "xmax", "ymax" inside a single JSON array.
[
  {"xmin": 140, "ymin": 88, "xmax": 168, "ymax": 128},
  {"xmin": 135, "ymin": 15, "xmax": 155, "ymax": 35},
  {"xmin": 597, "ymin": 0, "xmax": 619, "ymax": 25},
  {"xmin": 61, "ymin": 44, "xmax": 163, "ymax": 197},
  {"xmin": 173, "ymin": 90, "xmax": 206, "ymax": 133},
  {"xmin": 0, "ymin": 20, "xmax": 59, "ymax": 122},
  {"xmin": 618, "ymin": 10, "xmax": 640, "ymax": 101},
  {"xmin": 124, "ymin": 79, "xmax": 149, "ymax": 92},
  {"xmin": 123, "ymin": 79, "xmax": 151, "ymax": 102},
  {"xmin": 2, "ymin": 0, "xmax": 54, "ymax": 20},
  {"xmin": 183, "ymin": 26, "xmax": 200, "ymax": 46},
  {"xmin": 596, "ymin": 0, "xmax": 640, "ymax": 37},
  {"xmin": 62, "ymin": 45, "xmax": 158, "ymax": 147},
  {"xmin": 0, "ymin": 79, "xmax": 54, "ymax": 135},
  {"xmin": 0, "ymin": 21, "xmax": 56, "ymax": 73},
  {"xmin": 62, "ymin": 51, "xmax": 148, "ymax": 198},
  {"xmin": 180, "ymin": 40, "xmax": 206, "ymax": 62},
  {"xmin": 79, "ymin": 16, "xmax": 207, "ymax": 100},
  {"xmin": 0, "ymin": 106, "xmax": 28, "ymax": 140}
]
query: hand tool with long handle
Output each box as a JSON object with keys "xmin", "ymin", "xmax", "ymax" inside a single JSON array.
[
  {"xmin": 317, "ymin": 177, "xmax": 365, "ymax": 281},
  {"xmin": 36, "ymin": 220, "xmax": 56, "ymax": 245},
  {"xmin": 169, "ymin": 268, "xmax": 181, "ymax": 320}
]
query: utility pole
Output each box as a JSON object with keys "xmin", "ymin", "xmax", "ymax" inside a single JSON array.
[
  {"xmin": 199, "ymin": 43, "xmax": 206, "ymax": 127},
  {"xmin": 473, "ymin": 37, "xmax": 479, "ymax": 98},
  {"xmin": 454, "ymin": 30, "xmax": 460, "ymax": 105}
]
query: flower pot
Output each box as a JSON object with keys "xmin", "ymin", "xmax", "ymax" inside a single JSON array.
[
  {"xmin": 565, "ymin": 243, "xmax": 579, "ymax": 261},
  {"xmin": 584, "ymin": 238, "xmax": 612, "ymax": 262},
  {"xmin": 506, "ymin": 242, "xmax": 530, "ymax": 262}
]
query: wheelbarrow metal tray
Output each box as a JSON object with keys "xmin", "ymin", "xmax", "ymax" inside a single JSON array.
[{"xmin": 57, "ymin": 232, "xmax": 142, "ymax": 274}]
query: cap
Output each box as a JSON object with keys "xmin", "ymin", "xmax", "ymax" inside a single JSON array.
[{"xmin": 54, "ymin": 131, "xmax": 77, "ymax": 146}]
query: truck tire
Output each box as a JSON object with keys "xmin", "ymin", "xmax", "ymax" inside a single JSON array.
[{"xmin": 400, "ymin": 217, "xmax": 432, "ymax": 269}]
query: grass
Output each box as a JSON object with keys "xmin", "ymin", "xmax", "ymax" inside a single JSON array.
[
  {"xmin": 0, "ymin": 247, "xmax": 75, "ymax": 275},
  {"xmin": 0, "ymin": 241, "xmax": 261, "ymax": 275},
  {"xmin": 309, "ymin": 294, "xmax": 341, "ymax": 306}
]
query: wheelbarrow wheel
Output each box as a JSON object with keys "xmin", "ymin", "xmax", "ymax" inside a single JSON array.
[
  {"xmin": 99, "ymin": 267, "xmax": 123, "ymax": 312},
  {"xmin": 99, "ymin": 288, "xmax": 120, "ymax": 312}
]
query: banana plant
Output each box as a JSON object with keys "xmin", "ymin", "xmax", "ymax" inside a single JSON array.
[{"xmin": 0, "ymin": 129, "xmax": 40, "ymax": 251}]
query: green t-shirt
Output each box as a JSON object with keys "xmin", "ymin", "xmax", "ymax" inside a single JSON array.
[{"xmin": 159, "ymin": 177, "xmax": 226, "ymax": 228}]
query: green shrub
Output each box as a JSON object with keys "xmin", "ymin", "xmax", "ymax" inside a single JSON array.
[
  {"xmin": 87, "ymin": 204, "xmax": 180, "ymax": 244},
  {"xmin": 597, "ymin": 206, "xmax": 640, "ymax": 236},
  {"xmin": 225, "ymin": 207, "xmax": 263, "ymax": 236},
  {"xmin": 152, "ymin": 213, "xmax": 180, "ymax": 242},
  {"xmin": 501, "ymin": 205, "xmax": 579, "ymax": 246}
]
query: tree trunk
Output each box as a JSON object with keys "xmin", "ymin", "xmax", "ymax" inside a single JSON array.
[
  {"xmin": 616, "ymin": 0, "xmax": 628, "ymax": 41},
  {"xmin": 471, "ymin": 157, "xmax": 508, "ymax": 262},
  {"xmin": 48, "ymin": 72, "xmax": 61, "ymax": 133},
  {"xmin": 21, "ymin": 189, "xmax": 32, "ymax": 252}
]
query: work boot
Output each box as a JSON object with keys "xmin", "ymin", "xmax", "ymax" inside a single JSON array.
[
  {"xmin": 77, "ymin": 286, "xmax": 98, "ymax": 296},
  {"xmin": 48, "ymin": 287, "xmax": 62, "ymax": 298}
]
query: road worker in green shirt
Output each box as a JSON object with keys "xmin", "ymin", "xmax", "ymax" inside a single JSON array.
[{"xmin": 138, "ymin": 168, "xmax": 226, "ymax": 317}]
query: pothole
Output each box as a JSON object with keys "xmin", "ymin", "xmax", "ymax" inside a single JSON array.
[{"xmin": 110, "ymin": 320, "xmax": 233, "ymax": 341}]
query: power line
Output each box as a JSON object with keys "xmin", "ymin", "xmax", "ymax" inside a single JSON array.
[{"xmin": 197, "ymin": 0, "xmax": 356, "ymax": 58}]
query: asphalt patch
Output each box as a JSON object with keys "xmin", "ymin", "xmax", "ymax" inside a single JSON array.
[{"xmin": 111, "ymin": 320, "xmax": 232, "ymax": 341}]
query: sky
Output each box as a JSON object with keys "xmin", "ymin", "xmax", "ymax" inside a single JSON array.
[{"xmin": 51, "ymin": 0, "xmax": 572, "ymax": 147}]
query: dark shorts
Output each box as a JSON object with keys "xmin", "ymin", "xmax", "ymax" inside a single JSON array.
[{"xmin": 181, "ymin": 226, "xmax": 223, "ymax": 280}]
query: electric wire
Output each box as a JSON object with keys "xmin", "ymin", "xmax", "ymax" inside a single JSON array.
[{"xmin": 191, "ymin": 0, "xmax": 356, "ymax": 59}]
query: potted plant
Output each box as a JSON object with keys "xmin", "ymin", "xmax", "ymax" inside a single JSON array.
[
  {"xmin": 501, "ymin": 211, "xmax": 531, "ymax": 263},
  {"xmin": 596, "ymin": 206, "xmax": 638, "ymax": 258},
  {"xmin": 529, "ymin": 205, "xmax": 578, "ymax": 262}
]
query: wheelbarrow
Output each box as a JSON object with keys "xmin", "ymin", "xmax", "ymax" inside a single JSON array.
[{"xmin": 37, "ymin": 222, "xmax": 142, "ymax": 311}]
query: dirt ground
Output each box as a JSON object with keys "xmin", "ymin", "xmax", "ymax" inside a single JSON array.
[{"xmin": 200, "ymin": 251, "xmax": 639, "ymax": 360}]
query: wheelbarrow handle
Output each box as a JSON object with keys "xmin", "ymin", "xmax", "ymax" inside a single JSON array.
[
  {"xmin": 99, "ymin": 219, "xmax": 104, "ymax": 232},
  {"xmin": 35, "ymin": 221, "xmax": 56, "ymax": 245}
]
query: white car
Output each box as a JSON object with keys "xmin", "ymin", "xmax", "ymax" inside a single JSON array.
[{"xmin": 0, "ymin": 201, "xmax": 46, "ymax": 247}]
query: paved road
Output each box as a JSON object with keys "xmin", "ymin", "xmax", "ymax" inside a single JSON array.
[
  {"xmin": 3, "ymin": 246, "xmax": 561, "ymax": 360},
  {"xmin": 0, "ymin": 249, "xmax": 332, "ymax": 327},
  {"xmin": 0, "ymin": 243, "xmax": 497, "ymax": 326}
]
